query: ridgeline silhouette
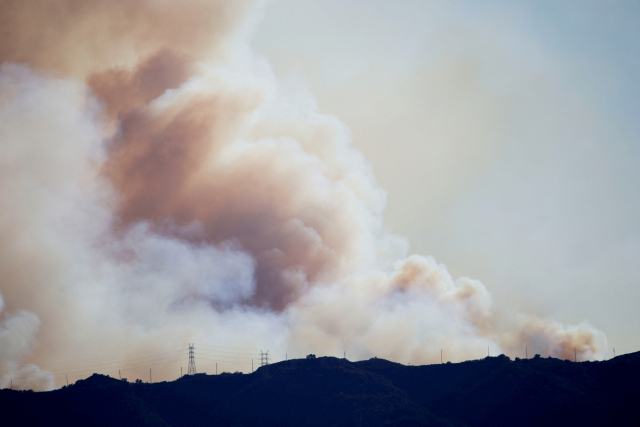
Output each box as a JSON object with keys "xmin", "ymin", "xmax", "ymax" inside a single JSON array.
[{"xmin": 2, "ymin": 351, "xmax": 639, "ymax": 426}]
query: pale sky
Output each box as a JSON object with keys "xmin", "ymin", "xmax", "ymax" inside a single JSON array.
[{"xmin": 251, "ymin": 0, "xmax": 640, "ymax": 354}]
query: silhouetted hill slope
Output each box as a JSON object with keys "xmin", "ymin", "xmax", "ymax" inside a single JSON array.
[
  {"xmin": 2, "ymin": 352, "xmax": 639, "ymax": 427},
  {"xmin": 356, "ymin": 352, "xmax": 640, "ymax": 426}
]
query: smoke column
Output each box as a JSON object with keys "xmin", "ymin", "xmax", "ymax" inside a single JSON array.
[{"xmin": 0, "ymin": 0, "xmax": 606, "ymax": 390}]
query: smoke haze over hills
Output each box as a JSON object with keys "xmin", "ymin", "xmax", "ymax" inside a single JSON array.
[{"xmin": 0, "ymin": 0, "xmax": 609, "ymax": 390}]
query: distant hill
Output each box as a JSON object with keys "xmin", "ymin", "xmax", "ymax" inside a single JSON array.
[{"xmin": 2, "ymin": 352, "xmax": 639, "ymax": 426}]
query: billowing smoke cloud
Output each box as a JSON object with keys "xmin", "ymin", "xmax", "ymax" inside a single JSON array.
[
  {"xmin": 0, "ymin": 0, "xmax": 606, "ymax": 390},
  {"xmin": 0, "ymin": 0, "xmax": 256, "ymax": 78},
  {"xmin": 0, "ymin": 293, "xmax": 54, "ymax": 391}
]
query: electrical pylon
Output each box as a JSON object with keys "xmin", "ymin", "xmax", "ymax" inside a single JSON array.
[
  {"xmin": 260, "ymin": 350, "xmax": 270, "ymax": 367},
  {"xmin": 187, "ymin": 343, "xmax": 197, "ymax": 375}
]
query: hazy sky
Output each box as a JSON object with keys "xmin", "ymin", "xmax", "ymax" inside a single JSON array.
[{"xmin": 252, "ymin": 0, "xmax": 640, "ymax": 353}]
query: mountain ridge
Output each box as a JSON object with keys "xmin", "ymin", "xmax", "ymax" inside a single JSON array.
[{"xmin": 2, "ymin": 351, "xmax": 639, "ymax": 426}]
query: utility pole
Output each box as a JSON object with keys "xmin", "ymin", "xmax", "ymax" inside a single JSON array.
[
  {"xmin": 66, "ymin": 375, "xmax": 69, "ymax": 386},
  {"xmin": 10, "ymin": 379, "xmax": 12, "ymax": 389},
  {"xmin": 344, "ymin": 351, "xmax": 346, "ymax": 359},
  {"xmin": 216, "ymin": 363, "xmax": 217, "ymax": 375},
  {"xmin": 181, "ymin": 367, "xmax": 182, "ymax": 378},
  {"xmin": 441, "ymin": 349, "xmax": 442, "ymax": 364},
  {"xmin": 286, "ymin": 353, "xmax": 287, "ymax": 360},
  {"xmin": 488, "ymin": 347, "xmax": 489, "ymax": 357},
  {"xmin": 150, "ymin": 368, "xmax": 152, "ymax": 383},
  {"xmin": 187, "ymin": 343, "xmax": 197, "ymax": 375},
  {"xmin": 526, "ymin": 346, "xmax": 528, "ymax": 359},
  {"xmin": 613, "ymin": 348, "xmax": 616, "ymax": 358},
  {"xmin": 574, "ymin": 348, "xmax": 576, "ymax": 363},
  {"xmin": 252, "ymin": 359, "xmax": 253, "ymax": 372},
  {"xmin": 119, "ymin": 370, "xmax": 121, "ymax": 380}
]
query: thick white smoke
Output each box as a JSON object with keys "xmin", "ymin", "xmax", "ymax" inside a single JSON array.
[
  {"xmin": 0, "ymin": 1, "xmax": 607, "ymax": 390},
  {"xmin": 0, "ymin": 292, "xmax": 54, "ymax": 391}
]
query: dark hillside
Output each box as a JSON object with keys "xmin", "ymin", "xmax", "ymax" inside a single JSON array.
[
  {"xmin": 357, "ymin": 353, "xmax": 640, "ymax": 426},
  {"xmin": 1, "ymin": 352, "xmax": 639, "ymax": 427}
]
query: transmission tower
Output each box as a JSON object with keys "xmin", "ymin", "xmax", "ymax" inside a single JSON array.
[
  {"xmin": 187, "ymin": 343, "xmax": 197, "ymax": 375},
  {"xmin": 260, "ymin": 350, "xmax": 270, "ymax": 367}
]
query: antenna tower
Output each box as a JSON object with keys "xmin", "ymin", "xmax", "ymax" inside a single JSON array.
[
  {"xmin": 260, "ymin": 350, "xmax": 270, "ymax": 367},
  {"xmin": 187, "ymin": 343, "xmax": 197, "ymax": 375}
]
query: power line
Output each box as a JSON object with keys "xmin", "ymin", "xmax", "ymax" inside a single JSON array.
[
  {"xmin": 41, "ymin": 343, "xmax": 262, "ymax": 386},
  {"xmin": 51, "ymin": 355, "xmax": 184, "ymax": 380},
  {"xmin": 39, "ymin": 346, "xmax": 185, "ymax": 369},
  {"xmin": 44, "ymin": 344, "xmax": 258, "ymax": 384},
  {"xmin": 195, "ymin": 357, "xmax": 253, "ymax": 364},
  {"xmin": 52, "ymin": 360, "xmax": 183, "ymax": 381},
  {"xmin": 196, "ymin": 348, "xmax": 260, "ymax": 356},
  {"xmin": 49, "ymin": 353, "xmax": 184, "ymax": 377},
  {"xmin": 196, "ymin": 343, "xmax": 259, "ymax": 351},
  {"xmin": 194, "ymin": 350, "xmax": 256, "ymax": 359},
  {"xmin": 41, "ymin": 348, "xmax": 185, "ymax": 371},
  {"xmin": 194, "ymin": 353, "xmax": 254, "ymax": 361}
]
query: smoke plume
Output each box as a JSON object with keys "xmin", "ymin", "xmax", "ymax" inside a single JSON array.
[{"xmin": 0, "ymin": 0, "xmax": 606, "ymax": 390}]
